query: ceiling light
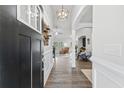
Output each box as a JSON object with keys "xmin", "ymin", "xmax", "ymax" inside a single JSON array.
[
  {"xmin": 55, "ymin": 32, "xmax": 58, "ymax": 35},
  {"xmin": 56, "ymin": 5, "xmax": 69, "ymax": 21}
]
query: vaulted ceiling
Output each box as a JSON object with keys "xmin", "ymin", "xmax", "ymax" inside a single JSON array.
[
  {"xmin": 42, "ymin": 5, "xmax": 93, "ymax": 41},
  {"xmin": 79, "ymin": 6, "xmax": 93, "ymax": 23}
]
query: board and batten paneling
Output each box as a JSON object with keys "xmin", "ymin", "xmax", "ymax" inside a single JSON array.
[{"xmin": 43, "ymin": 35, "xmax": 54, "ymax": 85}]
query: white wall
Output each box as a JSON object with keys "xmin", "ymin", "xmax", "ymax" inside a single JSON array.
[
  {"xmin": 76, "ymin": 27, "xmax": 92, "ymax": 53},
  {"xmin": 92, "ymin": 6, "xmax": 124, "ymax": 88},
  {"xmin": 43, "ymin": 33, "xmax": 54, "ymax": 85},
  {"xmin": 64, "ymin": 42, "xmax": 71, "ymax": 47},
  {"xmin": 43, "ymin": 5, "xmax": 54, "ymax": 29}
]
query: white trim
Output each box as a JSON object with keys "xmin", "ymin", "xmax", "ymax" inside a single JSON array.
[
  {"xmin": 43, "ymin": 48, "xmax": 54, "ymax": 86},
  {"xmin": 35, "ymin": 6, "xmax": 37, "ymax": 31},
  {"xmin": 39, "ymin": 6, "xmax": 42, "ymax": 33},
  {"xmin": 17, "ymin": 5, "xmax": 42, "ymax": 34},
  {"xmin": 92, "ymin": 63, "xmax": 97, "ymax": 88},
  {"xmin": 96, "ymin": 66, "xmax": 123, "ymax": 87},
  {"xmin": 75, "ymin": 23, "xmax": 92, "ymax": 31},
  {"xmin": 44, "ymin": 61, "xmax": 54, "ymax": 86},
  {"xmin": 90, "ymin": 56, "xmax": 124, "ymax": 75},
  {"xmin": 72, "ymin": 6, "xmax": 86, "ymax": 27},
  {"xmin": 103, "ymin": 44, "xmax": 122, "ymax": 57},
  {"xmin": 43, "ymin": 49, "xmax": 53, "ymax": 55}
]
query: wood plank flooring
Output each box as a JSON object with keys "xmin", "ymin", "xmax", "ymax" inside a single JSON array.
[{"xmin": 45, "ymin": 55, "xmax": 92, "ymax": 88}]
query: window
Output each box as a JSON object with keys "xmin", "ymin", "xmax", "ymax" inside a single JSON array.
[
  {"xmin": 36, "ymin": 7, "xmax": 41, "ymax": 31},
  {"xmin": 20, "ymin": 5, "xmax": 29, "ymax": 24},
  {"xmin": 30, "ymin": 5, "xmax": 35, "ymax": 28},
  {"xmin": 17, "ymin": 5, "xmax": 42, "ymax": 33}
]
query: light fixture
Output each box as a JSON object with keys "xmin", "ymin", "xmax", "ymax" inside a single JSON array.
[
  {"xmin": 56, "ymin": 5, "xmax": 69, "ymax": 21},
  {"xmin": 55, "ymin": 32, "xmax": 58, "ymax": 35}
]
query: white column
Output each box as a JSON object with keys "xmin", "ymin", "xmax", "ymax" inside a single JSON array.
[{"xmin": 71, "ymin": 30, "xmax": 76, "ymax": 68}]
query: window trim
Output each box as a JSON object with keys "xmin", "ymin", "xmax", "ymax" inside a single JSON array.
[{"xmin": 17, "ymin": 5, "xmax": 42, "ymax": 34}]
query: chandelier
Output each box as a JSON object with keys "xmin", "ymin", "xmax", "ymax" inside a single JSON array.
[{"xmin": 56, "ymin": 5, "xmax": 69, "ymax": 21}]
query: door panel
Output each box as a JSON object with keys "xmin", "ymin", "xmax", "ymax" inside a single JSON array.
[
  {"xmin": 19, "ymin": 34, "xmax": 31, "ymax": 88},
  {"xmin": 32, "ymin": 39, "xmax": 42, "ymax": 88}
]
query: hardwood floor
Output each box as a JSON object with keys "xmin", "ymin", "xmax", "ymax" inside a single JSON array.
[{"xmin": 45, "ymin": 54, "xmax": 92, "ymax": 88}]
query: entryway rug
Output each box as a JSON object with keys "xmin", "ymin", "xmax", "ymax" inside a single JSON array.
[{"xmin": 81, "ymin": 69, "xmax": 92, "ymax": 83}]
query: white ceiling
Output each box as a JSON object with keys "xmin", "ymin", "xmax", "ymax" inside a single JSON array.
[
  {"xmin": 50, "ymin": 5, "xmax": 74, "ymax": 35},
  {"xmin": 43, "ymin": 5, "xmax": 93, "ymax": 41},
  {"xmin": 79, "ymin": 5, "xmax": 93, "ymax": 23}
]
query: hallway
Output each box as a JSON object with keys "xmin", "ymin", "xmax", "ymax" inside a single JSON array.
[
  {"xmin": 45, "ymin": 55, "xmax": 92, "ymax": 88},
  {"xmin": 1, "ymin": 5, "xmax": 124, "ymax": 88}
]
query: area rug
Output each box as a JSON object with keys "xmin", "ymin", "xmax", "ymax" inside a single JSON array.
[{"xmin": 81, "ymin": 69, "xmax": 92, "ymax": 83}]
